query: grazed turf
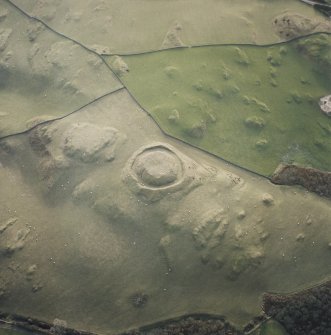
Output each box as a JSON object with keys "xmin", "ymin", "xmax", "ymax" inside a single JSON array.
[{"xmin": 107, "ymin": 34, "xmax": 331, "ymax": 176}]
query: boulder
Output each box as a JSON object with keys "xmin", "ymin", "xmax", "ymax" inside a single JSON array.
[{"xmin": 319, "ymin": 94, "xmax": 331, "ymax": 116}]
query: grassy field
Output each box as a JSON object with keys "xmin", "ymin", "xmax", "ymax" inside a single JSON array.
[
  {"xmin": 251, "ymin": 320, "xmax": 288, "ymax": 335},
  {"xmin": 107, "ymin": 33, "xmax": 331, "ymax": 176}
]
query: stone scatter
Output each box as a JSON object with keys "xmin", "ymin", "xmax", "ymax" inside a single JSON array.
[
  {"xmin": 0, "ymin": 217, "xmax": 17, "ymax": 234},
  {"xmin": 0, "ymin": 28, "xmax": 12, "ymax": 51},
  {"xmin": 161, "ymin": 21, "xmax": 184, "ymax": 49}
]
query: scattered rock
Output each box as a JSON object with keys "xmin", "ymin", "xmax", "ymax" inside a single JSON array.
[
  {"xmin": 37, "ymin": 156, "xmax": 63, "ymax": 191},
  {"xmin": 0, "ymin": 217, "xmax": 17, "ymax": 234},
  {"xmin": 5, "ymin": 228, "xmax": 30, "ymax": 254},
  {"xmin": 31, "ymin": 1, "xmax": 57, "ymax": 22},
  {"xmin": 270, "ymin": 78, "xmax": 278, "ymax": 87},
  {"xmin": 26, "ymin": 264, "xmax": 38, "ymax": 281},
  {"xmin": 0, "ymin": 279, "xmax": 7, "ymax": 299},
  {"xmin": 44, "ymin": 41, "xmax": 78, "ymax": 69},
  {"xmin": 72, "ymin": 177, "xmax": 97, "ymax": 205},
  {"xmin": 7, "ymin": 262, "xmax": 20, "ymax": 272},
  {"xmin": 168, "ymin": 109, "xmax": 180, "ymax": 123},
  {"xmin": 228, "ymin": 84, "xmax": 241, "ymax": 95},
  {"xmin": 261, "ymin": 193, "xmax": 274, "ymax": 206},
  {"xmin": 27, "ymin": 43, "xmax": 40, "ymax": 65},
  {"xmin": 110, "ymin": 56, "xmax": 129, "ymax": 76},
  {"xmin": 64, "ymin": 11, "xmax": 82, "ymax": 23},
  {"xmin": 193, "ymin": 80, "xmax": 203, "ymax": 91},
  {"xmin": 94, "ymin": 193, "xmax": 137, "ymax": 225},
  {"xmin": 290, "ymin": 91, "xmax": 303, "ymax": 104},
  {"xmin": 270, "ymin": 67, "xmax": 277, "ymax": 78},
  {"xmin": 259, "ymin": 232, "xmax": 269, "ymax": 242},
  {"xmin": 187, "ymin": 121, "xmax": 207, "ymax": 138},
  {"xmin": 61, "ymin": 123, "xmax": 119, "ymax": 162},
  {"xmin": 319, "ymin": 94, "xmax": 331, "ymax": 116},
  {"xmin": 129, "ymin": 292, "xmax": 149, "ymax": 308},
  {"xmin": 158, "ymin": 235, "xmax": 173, "ymax": 272},
  {"xmin": 0, "ymin": 28, "xmax": 12, "ymax": 52},
  {"xmin": 255, "ymin": 139, "xmax": 268, "ymax": 150},
  {"xmin": 242, "ymin": 96, "xmax": 270, "ymax": 113},
  {"xmin": 244, "ymin": 116, "xmax": 266, "ymax": 129},
  {"xmin": 29, "ymin": 124, "xmax": 52, "ymax": 156},
  {"xmin": 234, "ymin": 47, "xmax": 250, "ymax": 65},
  {"xmin": 227, "ymin": 248, "xmax": 264, "ymax": 281},
  {"xmin": 0, "ymin": 9, "xmax": 8, "ymax": 22},
  {"xmin": 161, "ymin": 21, "xmax": 184, "ymax": 49},
  {"xmin": 26, "ymin": 22, "xmax": 45, "ymax": 42},
  {"xmin": 271, "ymin": 164, "xmax": 331, "ymax": 198},
  {"xmin": 32, "ymin": 283, "xmax": 43, "ymax": 293},
  {"xmin": 26, "ymin": 115, "xmax": 56, "ymax": 130},
  {"xmin": 267, "ymin": 51, "xmax": 281, "ymax": 67},
  {"xmin": 50, "ymin": 319, "xmax": 67, "ymax": 335},
  {"xmin": 193, "ymin": 81, "xmax": 223, "ymax": 100},
  {"xmin": 192, "ymin": 209, "xmax": 228, "ymax": 250},
  {"xmin": 222, "ymin": 67, "xmax": 232, "ymax": 80},
  {"xmin": 306, "ymin": 217, "xmax": 313, "ymax": 225},
  {"xmin": 237, "ymin": 210, "xmax": 246, "ymax": 220},
  {"xmin": 164, "ymin": 66, "xmax": 180, "ymax": 78},
  {"xmin": 296, "ymin": 233, "xmax": 305, "ymax": 241}
]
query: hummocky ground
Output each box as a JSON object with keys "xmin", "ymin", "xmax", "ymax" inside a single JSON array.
[{"xmin": 0, "ymin": 1, "xmax": 330, "ymax": 335}]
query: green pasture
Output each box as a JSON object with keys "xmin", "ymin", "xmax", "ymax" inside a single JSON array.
[{"xmin": 107, "ymin": 33, "xmax": 331, "ymax": 176}]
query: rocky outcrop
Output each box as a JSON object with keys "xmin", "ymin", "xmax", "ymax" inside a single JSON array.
[{"xmin": 320, "ymin": 95, "xmax": 331, "ymax": 116}]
